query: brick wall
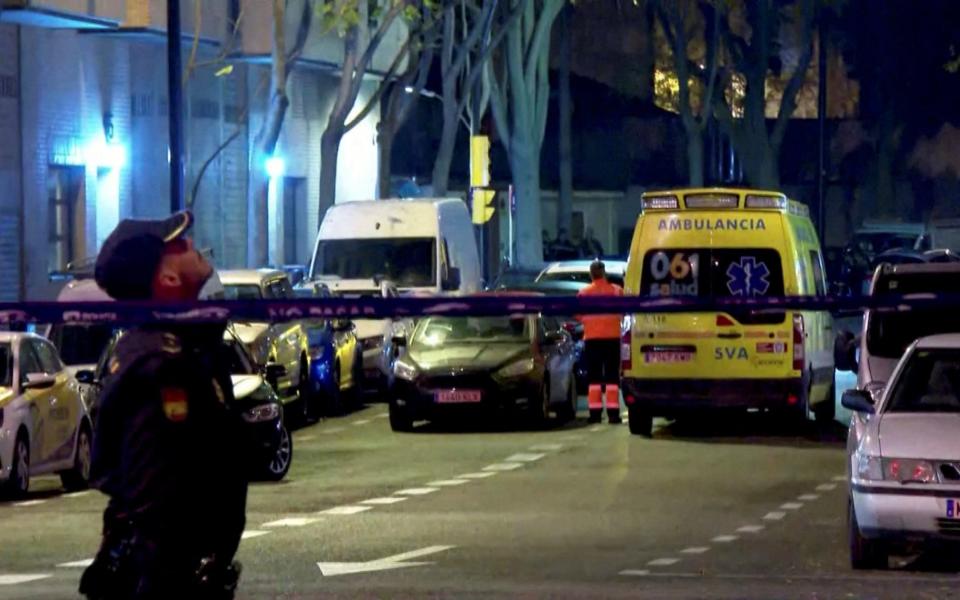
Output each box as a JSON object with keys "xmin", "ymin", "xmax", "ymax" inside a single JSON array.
[{"xmin": 0, "ymin": 25, "xmax": 22, "ymax": 302}]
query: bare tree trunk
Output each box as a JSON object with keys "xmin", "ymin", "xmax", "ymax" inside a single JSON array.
[
  {"xmin": 557, "ymin": 4, "xmax": 573, "ymax": 236},
  {"xmin": 686, "ymin": 133, "xmax": 705, "ymax": 188},
  {"xmin": 319, "ymin": 127, "xmax": 341, "ymax": 222},
  {"xmin": 510, "ymin": 140, "xmax": 544, "ymax": 267},
  {"xmin": 377, "ymin": 122, "xmax": 396, "ymax": 198},
  {"xmin": 431, "ymin": 101, "xmax": 459, "ymax": 196}
]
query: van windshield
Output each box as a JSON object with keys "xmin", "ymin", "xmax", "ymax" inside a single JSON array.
[
  {"xmin": 313, "ymin": 238, "xmax": 436, "ymax": 288},
  {"xmin": 50, "ymin": 324, "xmax": 116, "ymax": 366},
  {"xmin": 640, "ymin": 248, "xmax": 785, "ymax": 324},
  {"xmin": 867, "ymin": 272, "xmax": 960, "ymax": 358}
]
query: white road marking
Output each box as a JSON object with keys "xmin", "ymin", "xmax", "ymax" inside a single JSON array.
[
  {"xmin": 780, "ymin": 502, "xmax": 804, "ymax": 510},
  {"xmin": 505, "ymin": 453, "xmax": 545, "ymax": 463},
  {"xmin": 832, "ymin": 475, "xmax": 847, "ymax": 482},
  {"xmin": 529, "ymin": 443, "xmax": 563, "ymax": 451},
  {"xmin": 0, "ymin": 575, "xmax": 51, "ymax": 585},
  {"xmin": 353, "ymin": 420, "xmax": 371, "ymax": 426},
  {"xmin": 559, "ymin": 435, "xmax": 584, "ymax": 441},
  {"xmin": 482, "ymin": 463, "xmax": 523, "ymax": 472},
  {"xmin": 241, "ymin": 530, "xmax": 271, "ymax": 540},
  {"xmin": 763, "ymin": 512, "xmax": 786, "ymax": 521},
  {"xmin": 647, "ymin": 558, "xmax": 680, "ymax": 567},
  {"xmin": 458, "ymin": 472, "xmax": 498, "ymax": 479},
  {"xmin": 680, "ymin": 547, "xmax": 711, "ymax": 555},
  {"xmin": 589, "ymin": 426, "xmax": 603, "ymax": 433},
  {"xmin": 317, "ymin": 545, "xmax": 455, "ymax": 577},
  {"xmin": 816, "ymin": 483, "xmax": 837, "ymax": 491},
  {"xmin": 712, "ymin": 535, "xmax": 739, "ymax": 543},
  {"xmin": 362, "ymin": 497, "xmax": 408, "ymax": 505},
  {"xmin": 57, "ymin": 559, "xmax": 94, "ymax": 568},
  {"xmin": 427, "ymin": 479, "xmax": 470, "ymax": 487},
  {"xmin": 798, "ymin": 494, "xmax": 820, "ymax": 501},
  {"xmin": 619, "ymin": 569, "xmax": 651, "ymax": 576},
  {"xmin": 374, "ymin": 413, "xmax": 390, "ymax": 419},
  {"xmin": 295, "ymin": 435, "xmax": 316, "ymax": 442},
  {"xmin": 318, "ymin": 506, "xmax": 372, "ymax": 516},
  {"xmin": 737, "ymin": 525, "xmax": 765, "ymax": 533},
  {"xmin": 262, "ymin": 517, "xmax": 321, "ymax": 528},
  {"xmin": 13, "ymin": 499, "xmax": 46, "ymax": 507},
  {"xmin": 63, "ymin": 491, "xmax": 91, "ymax": 499},
  {"xmin": 321, "ymin": 427, "xmax": 346, "ymax": 435},
  {"xmin": 395, "ymin": 488, "xmax": 439, "ymax": 496}
]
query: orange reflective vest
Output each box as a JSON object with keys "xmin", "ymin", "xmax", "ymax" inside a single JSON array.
[{"xmin": 577, "ymin": 278, "xmax": 623, "ymax": 340}]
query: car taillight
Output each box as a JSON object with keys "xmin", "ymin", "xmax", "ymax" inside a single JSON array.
[
  {"xmin": 621, "ymin": 317, "xmax": 633, "ymax": 372},
  {"xmin": 716, "ymin": 314, "xmax": 736, "ymax": 327},
  {"xmin": 792, "ymin": 314, "xmax": 805, "ymax": 371}
]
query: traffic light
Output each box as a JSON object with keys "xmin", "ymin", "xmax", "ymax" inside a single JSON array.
[
  {"xmin": 472, "ymin": 189, "xmax": 496, "ymax": 225},
  {"xmin": 470, "ymin": 135, "xmax": 490, "ymax": 187}
]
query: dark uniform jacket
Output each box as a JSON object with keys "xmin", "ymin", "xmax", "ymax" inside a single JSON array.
[{"xmin": 89, "ymin": 323, "xmax": 248, "ymax": 565}]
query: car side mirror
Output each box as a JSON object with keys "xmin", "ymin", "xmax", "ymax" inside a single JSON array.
[
  {"xmin": 23, "ymin": 373, "xmax": 56, "ymax": 390},
  {"xmin": 834, "ymin": 330, "xmax": 858, "ymax": 372},
  {"xmin": 391, "ymin": 335, "xmax": 407, "ymax": 348},
  {"xmin": 841, "ymin": 389, "xmax": 875, "ymax": 414},
  {"xmin": 75, "ymin": 369, "xmax": 96, "ymax": 385},
  {"xmin": 442, "ymin": 267, "xmax": 461, "ymax": 291},
  {"xmin": 264, "ymin": 363, "xmax": 287, "ymax": 387}
]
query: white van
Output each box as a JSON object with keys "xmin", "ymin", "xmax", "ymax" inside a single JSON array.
[{"xmin": 308, "ymin": 198, "xmax": 482, "ymax": 394}]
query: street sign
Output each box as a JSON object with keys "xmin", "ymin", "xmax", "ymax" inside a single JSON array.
[
  {"xmin": 317, "ymin": 545, "xmax": 455, "ymax": 577},
  {"xmin": 472, "ymin": 189, "xmax": 496, "ymax": 225}
]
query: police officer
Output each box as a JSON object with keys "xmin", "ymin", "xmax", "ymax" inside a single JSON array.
[
  {"xmin": 80, "ymin": 211, "xmax": 247, "ymax": 599},
  {"xmin": 577, "ymin": 260, "xmax": 624, "ymax": 424}
]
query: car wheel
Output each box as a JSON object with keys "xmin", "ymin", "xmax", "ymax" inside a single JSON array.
[
  {"xmin": 4, "ymin": 433, "xmax": 29, "ymax": 498},
  {"xmin": 628, "ymin": 406, "xmax": 653, "ymax": 437},
  {"xmin": 813, "ymin": 381, "xmax": 837, "ymax": 424},
  {"xmin": 389, "ymin": 400, "xmax": 413, "ymax": 432},
  {"xmin": 349, "ymin": 349, "xmax": 364, "ymax": 406},
  {"xmin": 556, "ymin": 375, "xmax": 577, "ymax": 422},
  {"xmin": 324, "ymin": 363, "xmax": 345, "ymax": 416},
  {"xmin": 262, "ymin": 425, "xmax": 293, "ymax": 482},
  {"xmin": 300, "ymin": 357, "xmax": 321, "ymax": 425},
  {"xmin": 849, "ymin": 497, "xmax": 887, "ymax": 569},
  {"xmin": 526, "ymin": 381, "xmax": 551, "ymax": 429},
  {"xmin": 60, "ymin": 424, "xmax": 92, "ymax": 492}
]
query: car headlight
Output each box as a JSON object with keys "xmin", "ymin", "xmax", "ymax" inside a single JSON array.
[
  {"xmin": 393, "ymin": 360, "xmax": 419, "ymax": 381},
  {"xmin": 362, "ymin": 335, "xmax": 385, "ymax": 352},
  {"xmin": 496, "ymin": 358, "xmax": 535, "ymax": 379},
  {"xmin": 242, "ymin": 403, "xmax": 280, "ymax": 423},
  {"xmin": 856, "ymin": 454, "xmax": 938, "ymax": 484}
]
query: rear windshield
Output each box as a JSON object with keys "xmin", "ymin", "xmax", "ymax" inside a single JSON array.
[
  {"xmin": 640, "ymin": 248, "xmax": 785, "ymax": 324},
  {"xmin": 886, "ymin": 349, "xmax": 960, "ymax": 413},
  {"xmin": 538, "ymin": 271, "xmax": 624, "ymax": 287},
  {"xmin": 223, "ymin": 284, "xmax": 263, "ymax": 300},
  {"xmin": 867, "ymin": 272, "xmax": 960, "ymax": 358},
  {"xmin": 0, "ymin": 343, "xmax": 10, "ymax": 387},
  {"xmin": 49, "ymin": 324, "xmax": 117, "ymax": 366}
]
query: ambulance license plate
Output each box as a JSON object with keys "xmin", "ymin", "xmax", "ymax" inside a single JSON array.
[
  {"xmin": 436, "ymin": 390, "xmax": 483, "ymax": 404},
  {"xmin": 644, "ymin": 351, "xmax": 693, "ymax": 364},
  {"xmin": 947, "ymin": 499, "xmax": 960, "ymax": 519}
]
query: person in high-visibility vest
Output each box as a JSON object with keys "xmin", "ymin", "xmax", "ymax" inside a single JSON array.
[{"xmin": 577, "ymin": 260, "xmax": 624, "ymax": 424}]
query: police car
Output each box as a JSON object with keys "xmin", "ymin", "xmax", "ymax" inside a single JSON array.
[{"xmin": 0, "ymin": 332, "xmax": 92, "ymax": 497}]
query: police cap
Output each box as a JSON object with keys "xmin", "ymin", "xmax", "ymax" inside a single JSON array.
[{"xmin": 95, "ymin": 211, "xmax": 194, "ymax": 300}]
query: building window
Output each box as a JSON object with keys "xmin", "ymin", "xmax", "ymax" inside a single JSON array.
[{"xmin": 47, "ymin": 166, "xmax": 86, "ymax": 273}]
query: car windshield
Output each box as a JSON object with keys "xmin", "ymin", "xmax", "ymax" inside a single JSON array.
[
  {"xmin": 313, "ymin": 238, "xmax": 436, "ymax": 288},
  {"xmin": 0, "ymin": 343, "xmax": 10, "ymax": 387},
  {"xmin": 867, "ymin": 272, "xmax": 960, "ymax": 358},
  {"xmin": 49, "ymin": 324, "xmax": 116, "ymax": 366},
  {"xmin": 886, "ymin": 349, "xmax": 960, "ymax": 413},
  {"xmin": 537, "ymin": 269, "xmax": 625, "ymax": 287},
  {"xmin": 222, "ymin": 284, "xmax": 263, "ymax": 300},
  {"xmin": 412, "ymin": 316, "xmax": 530, "ymax": 346}
]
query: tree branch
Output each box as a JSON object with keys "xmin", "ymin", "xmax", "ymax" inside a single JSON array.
[
  {"xmin": 344, "ymin": 32, "xmax": 414, "ymax": 132},
  {"xmin": 522, "ymin": 0, "xmax": 563, "ymax": 96},
  {"xmin": 771, "ymin": 0, "xmax": 817, "ymax": 149}
]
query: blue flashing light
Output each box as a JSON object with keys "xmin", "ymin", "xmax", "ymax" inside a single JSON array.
[{"xmin": 266, "ymin": 155, "xmax": 286, "ymax": 178}]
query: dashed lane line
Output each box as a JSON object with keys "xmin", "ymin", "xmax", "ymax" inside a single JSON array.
[
  {"xmin": 13, "ymin": 500, "xmax": 46, "ymax": 507},
  {"xmin": 458, "ymin": 472, "xmax": 498, "ymax": 479},
  {"xmin": 797, "ymin": 494, "xmax": 819, "ymax": 501},
  {"xmin": 763, "ymin": 512, "xmax": 786, "ymax": 521},
  {"xmin": 262, "ymin": 517, "xmax": 322, "ymax": 528},
  {"xmin": 831, "ymin": 475, "xmax": 847, "ymax": 482},
  {"xmin": 353, "ymin": 420, "xmax": 372, "ymax": 426},
  {"xmin": 711, "ymin": 535, "xmax": 738, "ymax": 543},
  {"xmin": 619, "ymin": 569, "xmax": 651, "ymax": 576},
  {"xmin": 295, "ymin": 435, "xmax": 316, "ymax": 442},
  {"xmin": 320, "ymin": 427, "xmax": 346, "ymax": 435},
  {"xmin": 482, "ymin": 463, "xmax": 524, "ymax": 472},
  {"xmin": 57, "ymin": 559, "xmax": 94, "ymax": 569},
  {"xmin": 680, "ymin": 547, "xmax": 710, "ymax": 555},
  {"xmin": 816, "ymin": 483, "xmax": 837, "ymax": 491},
  {"xmin": 318, "ymin": 505, "xmax": 372, "ymax": 516},
  {"xmin": 589, "ymin": 426, "xmax": 603, "ymax": 433},
  {"xmin": 427, "ymin": 479, "xmax": 470, "ymax": 487},
  {"xmin": 362, "ymin": 497, "xmax": 408, "ymax": 505},
  {"xmin": 63, "ymin": 491, "xmax": 91, "ymax": 499},
  {"xmin": 647, "ymin": 558, "xmax": 681, "ymax": 567},
  {"xmin": 0, "ymin": 575, "xmax": 52, "ymax": 585},
  {"xmin": 373, "ymin": 413, "xmax": 390, "ymax": 419},
  {"xmin": 736, "ymin": 525, "xmax": 765, "ymax": 533},
  {"xmin": 394, "ymin": 488, "xmax": 440, "ymax": 496},
  {"xmin": 241, "ymin": 530, "xmax": 271, "ymax": 540},
  {"xmin": 780, "ymin": 502, "xmax": 804, "ymax": 510},
  {"xmin": 529, "ymin": 443, "xmax": 563, "ymax": 451},
  {"xmin": 505, "ymin": 453, "xmax": 545, "ymax": 463}
]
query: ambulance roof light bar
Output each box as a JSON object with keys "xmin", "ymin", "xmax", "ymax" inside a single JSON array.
[
  {"xmin": 685, "ymin": 193, "xmax": 740, "ymax": 209},
  {"xmin": 744, "ymin": 194, "xmax": 787, "ymax": 209},
  {"xmin": 642, "ymin": 195, "xmax": 680, "ymax": 210}
]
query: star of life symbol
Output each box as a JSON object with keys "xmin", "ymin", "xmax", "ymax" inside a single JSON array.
[{"xmin": 726, "ymin": 257, "xmax": 771, "ymax": 297}]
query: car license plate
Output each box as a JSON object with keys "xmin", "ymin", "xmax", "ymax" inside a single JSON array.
[
  {"xmin": 644, "ymin": 351, "xmax": 693, "ymax": 364},
  {"xmin": 947, "ymin": 499, "xmax": 960, "ymax": 519},
  {"xmin": 435, "ymin": 390, "xmax": 482, "ymax": 404}
]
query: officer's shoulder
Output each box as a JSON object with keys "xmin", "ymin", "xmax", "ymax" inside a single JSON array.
[{"xmin": 111, "ymin": 330, "xmax": 185, "ymax": 375}]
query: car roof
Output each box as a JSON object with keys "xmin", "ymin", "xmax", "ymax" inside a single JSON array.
[
  {"xmin": 56, "ymin": 279, "xmax": 113, "ymax": 302},
  {"xmin": 0, "ymin": 332, "xmax": 39, "ymax": 344},
  {"xmin": 219, "ymin": 269, "xmax": 288, "ymax": 285},
  {"xmin": 878, "ymin": 262, "xmax": 960, "ymax": 277},
  {"xmin": 542, "ymin": 260, "xmax": 627, "ymax": 273},
  {"xmin": 913, "ymin": 334, "xmax": 960, "ymax": 350}
]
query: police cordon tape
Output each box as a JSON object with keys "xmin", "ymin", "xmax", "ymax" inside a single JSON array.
[{"xmin": 0, "ymin": 294, "xmax": 953, "ymax": 326}]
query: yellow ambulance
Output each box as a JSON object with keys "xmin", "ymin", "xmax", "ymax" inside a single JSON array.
[{"xmin": 620, "ymin": 188, "xmax": 834, "ymax": 436}]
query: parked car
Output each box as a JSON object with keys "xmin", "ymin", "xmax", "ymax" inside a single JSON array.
[
  {"xmin": 78, "ymin": 327, "xmax": 293, "ymax": 481},
  {"xmin": 839, "ymin": 223, "xmax": 930, "ymax": 296},
  {"xmin": 843, "ymin": 334, "xmax": 960, "ymax": 569},
  {"xmin": 220, "ymin": 269, "xmax": 362, "ymax": 421},
  {"xmin": 536, "ymin": 260, "xmax": 627, "ymax": 287},
  {"xmin": 0, "ymin": 332, "xmax": 92, "ymax": 496},
  {"xmin": 388, "ymin": 304, "xmax": 578, "ymax": 431}
]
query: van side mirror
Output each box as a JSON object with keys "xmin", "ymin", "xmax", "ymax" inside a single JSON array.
[
  {"xmin": 442, "ymin": 267, "xmax": 461, "ymax": 292},
  {"xmin": 841, "ymin": 389, "xmax": 875, "ymax": 414},
  {"xmin": 75, "ymin": 370, "xmax": 96, "ymax": 385},
  {"xmin": 834, "ymin": 330, "xmax": 858, "ymax": 372}
]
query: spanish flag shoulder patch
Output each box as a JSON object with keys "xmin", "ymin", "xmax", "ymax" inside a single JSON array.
[{"xmin": 161, "ymin": 387, "xmax": 189, "ymax": 422}]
